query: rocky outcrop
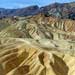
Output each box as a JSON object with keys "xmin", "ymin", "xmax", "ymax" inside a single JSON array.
[{"xmin": 0, "ymin": 2, "xmax": 75, "ymax": 20}]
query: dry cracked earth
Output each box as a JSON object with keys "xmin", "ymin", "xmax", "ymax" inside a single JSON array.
[{"xmin": 0, "ymin": 14, "xmax": 75, "ymax": 75}]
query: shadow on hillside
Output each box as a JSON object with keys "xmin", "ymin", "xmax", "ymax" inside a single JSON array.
[{"xmin": 50, "ymin": 54, "xmax": 69, "ymax": 75}]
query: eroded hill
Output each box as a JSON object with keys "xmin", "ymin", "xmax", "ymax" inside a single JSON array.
[
  {"xmin": 0, "ymin": 38, "xmax": 75, "ymax": 75},
  {"xmin": 0, "ymin": 14, "xmax": 75, "ymax": 75}
]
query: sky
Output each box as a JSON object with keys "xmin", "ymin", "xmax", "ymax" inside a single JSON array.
[{"xmin": 0, "ymin": 0, "xmax": 75, "ymax": 9}]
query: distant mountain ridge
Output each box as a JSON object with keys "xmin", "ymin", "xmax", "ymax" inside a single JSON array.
[
  {"xmin": 0, "ymin": 2, "xmax": 75, "ymax": 20},
  {"xmin": 0, "ymin": 5, "xmax": 40, "ymax": 18}
]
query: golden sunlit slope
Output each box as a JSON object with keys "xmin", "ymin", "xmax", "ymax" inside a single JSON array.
[{"xmin": 0, "ymin": 38, "xmax": 75, "ymax": 75}]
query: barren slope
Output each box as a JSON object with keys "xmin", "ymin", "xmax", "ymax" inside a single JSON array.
[
  {"xmin": 0, "ymin": 38, "xmax": 75, "ymax": 75},
  {"xmin": 0, "ymin": 14, "xmax": 75, "ymax": 75}
]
